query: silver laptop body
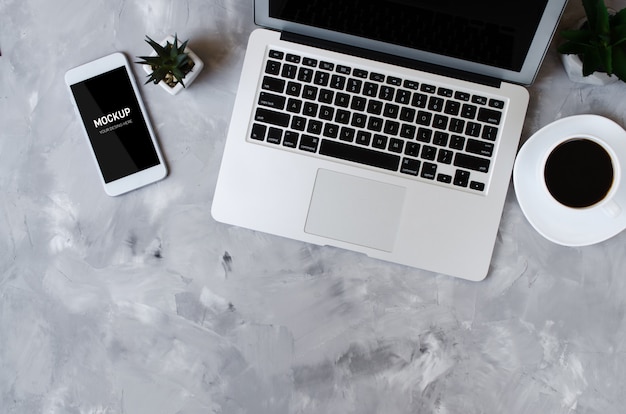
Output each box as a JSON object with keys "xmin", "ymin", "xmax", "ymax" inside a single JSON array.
[{"xmin": 212, "ymin": 0, "xmax": 568, "ymax": 281}]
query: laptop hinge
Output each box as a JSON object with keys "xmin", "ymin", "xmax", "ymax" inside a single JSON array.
[{"xmin": 280, "ymin": 31, "xmax": 502, "ymax": 89}]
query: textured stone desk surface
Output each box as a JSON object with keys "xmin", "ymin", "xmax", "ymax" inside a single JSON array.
[{"xmin": 2, "ymin": 1, "xmax": 626, "ymax": 413}]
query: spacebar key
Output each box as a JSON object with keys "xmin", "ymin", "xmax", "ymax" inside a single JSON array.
[{"xmin": 319, "ymin": 139, "xmax": 400, "ymax": 171}]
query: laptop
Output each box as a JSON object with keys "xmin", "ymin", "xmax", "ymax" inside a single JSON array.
[{"xmin": 212, "ymin": 0, "xmax": 568, "ymax": 281}]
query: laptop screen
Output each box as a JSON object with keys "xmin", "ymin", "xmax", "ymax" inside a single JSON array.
[{"xmin": 256, "ymin": 0, "xmax": 568, "ymax": 85}]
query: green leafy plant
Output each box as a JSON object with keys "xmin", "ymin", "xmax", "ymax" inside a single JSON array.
[
  {"xmin": 558, "ymin": 0, "xmax": 626, "ymax": 82},
  {"xmin": 136, "ymin": 34, "xmax": 195, "ymax": 88}
]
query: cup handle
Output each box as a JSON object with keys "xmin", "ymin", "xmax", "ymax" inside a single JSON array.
[{"xmin": 603, "ymin": 200, "xmax": 622, "ymax": 218}]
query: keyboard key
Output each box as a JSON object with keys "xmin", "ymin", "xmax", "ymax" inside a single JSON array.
[
  {"xmin": 454, "ymin": 153, "xmax": 490, "ymax": 172},
  {"xmin": 319, "ymin": 89, "xmax": 334, "ymax": 104},
  {"xmin": 421, "ymin": 162, "xmax": 437, "ymax": 179},
  {"xmin": 395, "ymin": 89, "xmax": 411, "ymax": 105},
  {"xmin": 466, "ymin": 139, "xmax": 494, "ymax": 157},
  {"xmin": 421, "ymin": 84, "xmax": 436, "ymax": 93},
  {"xmin": 472, "ymin": 95, "xmax": 488, "ymax": 105},
  {"xmin": 265, "ymin": 60, "xmax": 281, "ymax": 75},
  {"xmin": 350, "ymin": 96, "xmax": 367, "ymax": 111},
  {"xmin": 250, "ymin": 123, "xmax": 266, "ymax": 140},
  {"xmin": 455, "ymin": 91, "xmax": 470, "ymax": 101},
  {"xmin": 404, "ymin": 142, "xmax": 420, "ymax": 157},
  {"xmin": 307, "ymin": 119, "xmax": 322, "ymax": 135},
  {"xmin": 319, "ymin": 105, "xmax": 334, "ymax": 120},
  {"xmin": 401, "ymin": 158, "xmax": 420, "ymax": 176},
  {"xmin": 302, "ymin": 102, "xmax": 318, "ymax": 117},
  {"xmin": 258, "ymin": 92, "xmax": 286, "ymax": 110},
  {"xmin": 269, "ymin": 50, "xmax": 284, "ymax": 60},
  {"xmin": 339, "ymin": 127, "xmax": 356, "ymax": 142},
  {"xmin": 404, "ymin": 80, "xmax": 419, "ymax": 90},
  {"xmin": 438, "ymin": 87, "xmax": 453, "ymax": 97},
  {"xmin": 428, "ymin": 97, "xmax": 444, "ymax": 112},
  {"xmin": 367, "ymin": 117, "xmax": 383, "ymax": 132},
  {"xmin": 387, "ymin": 76, "xmax": 402, "ymax": 86},
  {"xmin": 454, "ymin": 169, "xmax": 470, "ymax": 187},
  {"xmin": 437, "ymin": 173, "xmax": 452, "ymax": 183},
  {"xmin": 379, "ymin": 86, "xmax": 395, "ymax": 101},
  {"xmin": 299, "ymin": 135, "xmax": 319, "ymax": 152},
  {"xmin": 437, "ymin": 149, "xmax": 453, "ymax": 164},
  {"xmin": 389, "ymin": 138, "xmax": 404, "ymax": 153},
  {"xmin": 417, "ymin": 127, "xmax": 432, "ymax": 142},
  {"xmin": 482, "ymin": 125, "xmax": 498, "ymax": 141},
  {"xmin": 351, "ymin": 113, "xmax": 367, "ymax": 128},
  {"xmin": 489, "ymin": 99, "xmax": 505, "ymax": 109},
  {"xmin": 286, "ymin": 81, "xmax": 302, "ymax": 96},
  {"xmin": 450, "ymin": 135, "xmax": 465, "ymax": 150},
  {"xmin": 383, "ymin": 120, "xmax": 400, "ymax": 135},
  {"xmin": 335, "ymin": 93, "xmax": 350, "ymax": 107},
  {"xmin": 444, "ymin": 100, "xmax": 460, "ymax": 115},
  {"xmin": 363, "ymin": 82, "xmax": 379, "ymax": 97},
  {"xmin": 319, "ymin": 139, "xmax": 401, "ymax": 171},
  {"xmin": 353, "ymin": 69, "xmax": 368, "ymax": 78},
  {"xmin": 262, "ymin": 76, "xmax": 285, "ymax": 93},
  {"xmin": 330, "ymin": 74, "xmax": 346, "ymax": 89},
  {"xmin": 449, "ymin": 118, "xmax": 465, "ymax": 133},
  {"xmin": 255, "ymin": 108, "xmax": 289, "ymax": 127},
  {"xmin": 400, "ymin": 124, "xmax": 416, "ymax": 140},
  {"xmin": 303, "ymin": 57, "xmax": 317, "ymax": 67},
  {"xmin": 477, "ymin": 108, "xmax": 502, "ymax": 125},
  {"xmin": 433, "ymin": 131, "xmax": 449, "ymax": 146},
  {"xmin": 298, "ymin": 67, "xmax": 314, "ymax": 82},
  {"xmin": 421, "ymin": 145, "xmax": 437, "ymax": 161},
  {"xmin": 303, "ymin": 85, "xmax": 318, "ymax": 100},
  {"xmin": 416, "ymin": 111, "xmax": 432, "ymax": 126},
  {"xmin": 337, "ymin": 65, "xmax": 351, "ymax": 74},
  {"xmin": 367, "ymin": 100, "xmax": 383, "ymax": 115},
  {"xmin": 433, "ymin": 114, "xmax": 448, "ymax": 130},
  {"xmin": 320, "ymin": 61, "xmax": 334, "ymax": 71},
  {"xmin": 465, "ymin": 122, "xmax": 481, "ymax": 137},
  {"xmin": 286, "ymin": 98, "xmax": 302, "ymax": 113},
  {"xmin": 286, "ymin": 53, "xmax": 300, "ymax": 63},
  {"xmin": 347, "ymin": 78, "xmax": 362, "ymax": 93},
  {"xmin": 370, "ymin": 72, "xmax": 385, "ymax": 82},
  {"xmin": 323, "ymin": 123, "xmax": 339, "ymax": 138},
  {"xmin": 470, "ymin": 181, "xmax": 485, "ymax": 191},
  {"xmin": 281, "ymin": 64, "xmax": 297, "ymax": 79},
  {"xmin": 314, "ymin": 71, "xmax": 330, "ymax": 86},
  {"xmin": 411, "ymin": 93, "xmax": 428, "ymax": 108},
  {"xmin": 283, "ymin": 131, "xmax": 299, "ymax": 148},
  {"xmin": 383, "ymin": 103, "xmax": 400, "ymax": 119},
  {"xmin": 291, "ymin": 116, "xmax": 306, "ymax": 131},
  {"xmin": 399, "ymin": 107, "xmax": 416, "ymax": 122},
  {"xmin": 356, "ymin": 131, "xmax": 372, "ymax": 146},
  {"xmin": 372, "ymin": 134, "xmax": 388, "ymax": 149},
  {"xmin": 267, "ymin": 127, "xmax": 282, "ymax": 144},
  {"xmin": 335, "ymin": 109, "xmax": 351, "ymax": 124},
  {"xmin": 461, "ymin": 104, "xmax": 477, "ymax": 119}
]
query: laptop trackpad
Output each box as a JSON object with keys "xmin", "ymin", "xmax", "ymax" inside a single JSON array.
[{"xmin": 305, "ymin": 169, "xmax": 406, "ymax": 252}]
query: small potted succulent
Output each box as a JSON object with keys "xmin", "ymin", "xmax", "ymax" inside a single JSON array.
[
  {"xmin": 558, "ymin": 0, "xmax": 626, "ymax": 85},
  {"xmin": 136, "ymin": 34, "xmax": 204, "ymax": 95}
]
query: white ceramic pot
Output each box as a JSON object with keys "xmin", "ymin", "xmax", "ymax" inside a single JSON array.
[
  {"xmin": 142, "ymin": 35, "xmax": 204, "ymax": 95},
  {"xmin": 560, "ymin": 52, "xmax": 619, "ymax": 86}
]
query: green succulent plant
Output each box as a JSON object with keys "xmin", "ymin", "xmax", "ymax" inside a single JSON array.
[
  {"xmin": 136, "ymin": 34, "xmax": 194, "ymax": 88},
  {"xmin": 558, "ymin": 0, "xmax": 626, "ymax": 82}
]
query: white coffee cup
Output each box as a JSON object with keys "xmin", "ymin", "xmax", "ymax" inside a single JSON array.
[{"xmin": 541, "ymin": 134, "xmax": 622, "ymax": 218}]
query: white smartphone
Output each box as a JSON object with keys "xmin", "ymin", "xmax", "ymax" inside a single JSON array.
[{"xmin": 65, "ymin": 52, "xmax": 167, "ymax": 196}]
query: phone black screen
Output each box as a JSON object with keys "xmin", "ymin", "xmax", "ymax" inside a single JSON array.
[{"xmin": 70, "ymin": 66, "xmax": 160, "ymax": 183}]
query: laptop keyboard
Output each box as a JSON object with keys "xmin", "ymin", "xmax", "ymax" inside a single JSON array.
[{"xmin": 248, "ymin": 48, "xmax": 506, "ymax": 193}]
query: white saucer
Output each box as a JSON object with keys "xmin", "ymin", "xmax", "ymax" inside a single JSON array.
[{"xmin": 513, "ymin": 114, "xmax": 626, "ymax": 246}]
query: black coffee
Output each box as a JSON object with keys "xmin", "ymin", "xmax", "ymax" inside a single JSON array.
[{"xmin": 544, "ymin": 139, "xmax": 614, "ymax": 208}]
